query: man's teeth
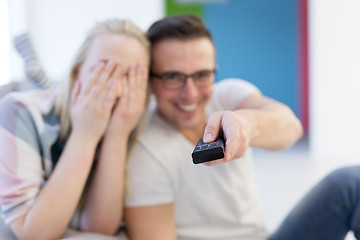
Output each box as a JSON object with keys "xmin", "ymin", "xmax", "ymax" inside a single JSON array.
[{"xmin": 178, "ymin": 104, "xmax": 198, "ymax": 111}]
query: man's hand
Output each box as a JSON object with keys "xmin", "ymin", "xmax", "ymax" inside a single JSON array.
[
  {"xmin": 202, "ymin": 110, "xmax": 254, "ymax": 166},
  {"xmin": 202, "ymin": 93, "xmax": 303, "ymax": 166}
]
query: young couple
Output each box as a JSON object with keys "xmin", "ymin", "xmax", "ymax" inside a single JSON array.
[{"xmin": 0, "ymin": 15, "xmax": 359, "ymax": 240}]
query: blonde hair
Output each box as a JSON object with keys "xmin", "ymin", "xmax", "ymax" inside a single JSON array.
[
  {"xmin": 55, "ymin": 18, "xmax": 149, "ymax": 143},
  {"xmin": 54, "ymin": 19, "xmax": 150, "ymax": 216}
]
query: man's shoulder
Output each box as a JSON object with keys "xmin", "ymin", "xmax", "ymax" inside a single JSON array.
[
  {"xmin": 214, "ymin": 78, "xmax": 258, "ymax": 91},
  {"xmin": 207, "ymin": 78, "xmax": 260, "ymax": 113},
  {"xmin": 134, "ymin": 112, "xmax": 185, "ymax": 162}
]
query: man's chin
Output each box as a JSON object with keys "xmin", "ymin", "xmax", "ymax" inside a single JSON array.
[
  {"xmin": 159, "ymin": 110, "xmax": 204, "ymax": 130},
  {"xmin": 175, "ymin": 119, "xmax": 201, "ymax": 131}
]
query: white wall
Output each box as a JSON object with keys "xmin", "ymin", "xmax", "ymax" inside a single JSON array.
[
  {"xmin": 309, "ymin": 0, "xmax": 360, "ymax": 160},
  {"xmin": 7, "ymin": 0, "xmax": 164, "ymax": 81},
  {"xmin": 0, "ymin": 0, "xmax": 11, "ymax": 85},
  {"xmin": 4, "ymin": 0, "xmax": 28, "ymax": 82}
]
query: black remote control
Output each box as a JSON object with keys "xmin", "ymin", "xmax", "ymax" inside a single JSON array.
[{"xmin": 192, "ymin": 136, "xmax": 225, "ymax": 164}]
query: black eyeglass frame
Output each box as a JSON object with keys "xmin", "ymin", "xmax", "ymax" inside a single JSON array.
[{"xmin": 150, "ymin": 69, "xmax": 217, "ymax": 90}]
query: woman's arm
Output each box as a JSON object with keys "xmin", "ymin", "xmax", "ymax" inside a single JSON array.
[
  {"xmin": 125, "ymin": 203, "xmax": 177, "ymax": 240},
  {"xmin": 9, "ymin": 61, "xmax": 120, "ymax": 239},
  {"xmin": 79, "ymin": 134, "xmax": 128, "ymax": 234},
  {"xmin": 9, "ymin": 133, "xmax": 97, "ymax": 240},
  {"xmin": 79, "ymin": 63, "xmax": 148, "ymax": 234}
]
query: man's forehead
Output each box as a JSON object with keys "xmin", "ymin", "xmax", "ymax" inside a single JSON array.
[
  {"xmin": 153, "ymin": 38, "xmax": 213, "ymax": 50},
  {"xmin": 151, "ymin": 42, "xmax": 215, "ymax": 73},
  {"xmin": 152, "ymin": 39, "xmax": 214, "ymax": 61}
]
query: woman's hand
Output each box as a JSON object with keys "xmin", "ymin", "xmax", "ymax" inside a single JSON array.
[
  {"xmin": 106, "ymin": 63, "xmax": 148, "ymax": 138},
  {"xmin": 70, "ymin": 61, "xmax": 122, "ymax": 143},
  {"xmin": 78, "ymin": 63, "xmax": 148, "ymax": 233}
]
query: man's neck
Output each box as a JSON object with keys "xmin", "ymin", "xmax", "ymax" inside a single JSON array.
[
  {"xmin": 155, "ymin": 108, "xmax": 207, "ymax": 145},
  {"xmin": 180, "ymin": 124, "xmax": 206, "ymax": 145}
]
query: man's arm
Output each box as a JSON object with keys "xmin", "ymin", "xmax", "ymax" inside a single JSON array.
[
  {"xmin": 203, "ymin": 93, "xmax": 303, "ymax": 165},
  {"xmin": 125, "ymin": 203, "xmax": 177, "ymax": 240}
]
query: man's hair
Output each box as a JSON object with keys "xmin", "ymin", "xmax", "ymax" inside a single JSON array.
[{"xmin": 147, "ymin": 15, "xmax": 212, "ymax": 45}]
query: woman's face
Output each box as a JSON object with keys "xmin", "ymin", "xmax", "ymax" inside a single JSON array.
[{"xmin": 76, "ymin": 33, "xmax": 149, "ymax": 92}]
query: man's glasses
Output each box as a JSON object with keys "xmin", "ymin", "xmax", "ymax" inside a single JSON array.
[{"xmin": 150, "ymin": 69, "xmax": 216, "ymax": 90}]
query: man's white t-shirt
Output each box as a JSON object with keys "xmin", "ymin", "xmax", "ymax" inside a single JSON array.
[{"xmin": 126, "ymin": 79, "xmax": 267, "ymax": 240}]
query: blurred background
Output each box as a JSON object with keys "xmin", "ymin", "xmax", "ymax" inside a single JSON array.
[{"xmin": 0, "ymin": 0, "xmax": 359, "ymax": 238}]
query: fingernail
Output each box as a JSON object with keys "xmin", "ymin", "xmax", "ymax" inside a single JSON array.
[
  {"xmin": 203, "ymin": 133, "xmax": 213, "ymax": 142},
  {"xmin": 96, "ymin": 61, "xmax": 105, "ymax": 69},
  {"xmin": 99, "ymin": 60, "xmax": 107, "ymax": 65},
  {"xmin": 115, "ymin": 66, "xmax": 121, "ymax": 74}
]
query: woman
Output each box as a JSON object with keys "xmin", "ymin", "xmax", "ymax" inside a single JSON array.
[{"xmin": 0, "ymin": 18, "xmax": 149, "ymax": 239}]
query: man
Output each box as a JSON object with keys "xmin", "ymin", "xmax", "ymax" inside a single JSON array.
[
  {"xmin": 124, "ymin": 15, "xmax": 303, "ymax": 240},
  {"xmin": 124, "ymin": 15, "xmax": 360, "ymax": 240}
]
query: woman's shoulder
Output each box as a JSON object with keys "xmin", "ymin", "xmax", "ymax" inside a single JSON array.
[
  {"xmin": 0, "ymin": 88, "xmax": 58, "ymax": 115},
  {"xmin": 0, "ymin": 89, "xmax": 59, "ymax": 134}
]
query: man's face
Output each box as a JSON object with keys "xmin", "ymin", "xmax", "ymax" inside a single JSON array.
[{"xmin": 150, "ymin": 38, "xmax": 216, "ymax": 131}]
